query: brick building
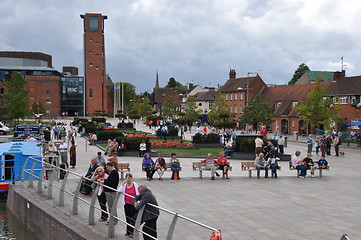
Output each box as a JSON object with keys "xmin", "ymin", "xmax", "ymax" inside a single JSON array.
[
  {"xmin": 220, "ymin": 69, "xmax": 267, "ymax": 120},
  {"xmin": 0, "ymin": 51, "xmax": 62, "ymax": 118},
  {"xmin": 81, "ymin": 13, "xmax": 108, "ymax": 115}
]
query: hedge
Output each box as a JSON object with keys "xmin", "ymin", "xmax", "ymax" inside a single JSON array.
[
  {"xmin": 115, "ymin": 136, "xmax": 151, "ymax": 151},
  {"xmin": 192, "ymin": 133, "xmax": 220, "ymax": 144},
  {"xmin": 83, "ymin": 122, "xmax": 97, "ymax": 133},
  {"xmin": 234, "ymin": 136, "xmax": 278, "ymax": 152},
  {"xmin": 117, "ymin": 122, "xmax": 134, "ymax": 129},
  {"xmin": 97, "ymin": 130, "xmax": 124, "ymax": 141},
  {"xmin": 156, "ymin": 127, "xmax": 179, "ymax": 136},
  {"xmin": 91, "ymin": 117, "xmax": 106, "ymax": 123}
]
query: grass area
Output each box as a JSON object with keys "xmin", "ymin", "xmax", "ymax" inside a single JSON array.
[{"xmin": 153, "ymin": 147, "xmax": 224, "ymax": 157}]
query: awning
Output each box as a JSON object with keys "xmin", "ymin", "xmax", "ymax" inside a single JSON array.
[{"xmin": 345, "ymin": 121, "xmax": 361, "ymax": 126}]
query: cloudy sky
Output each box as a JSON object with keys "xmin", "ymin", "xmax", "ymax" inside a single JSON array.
[{"xmin": 1, "ymin": 0, "xmax": 361, "ymax": 92}]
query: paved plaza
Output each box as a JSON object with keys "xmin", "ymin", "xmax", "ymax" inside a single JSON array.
[{"xmin": 21, "ymin": 120, "xmax": 361, "ymax": 239}]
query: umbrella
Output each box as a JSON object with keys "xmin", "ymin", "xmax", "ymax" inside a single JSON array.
[{"xmin": 345, "ymin": 121, "xmax": 361, "ymax": 128}]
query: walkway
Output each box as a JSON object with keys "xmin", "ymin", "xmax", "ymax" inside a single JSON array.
[{"xmin": 21, "ymin": 120, "xmax": 361, "ymax": 239}]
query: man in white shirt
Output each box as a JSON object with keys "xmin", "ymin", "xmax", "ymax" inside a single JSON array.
[
  {"xmin": 255, "ymin": 137, "xmax": 264, "ymax": 155},
  {"xmin": 58, "ymin": 140, "xmax": 69, "ymax": 168}
]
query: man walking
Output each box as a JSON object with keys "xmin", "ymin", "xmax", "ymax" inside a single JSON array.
[
  {"xmin": 133, "ymin": 185, "xmax": 159, "ymax": 240},
  {"xmin": 307, "ymin": 134, "xmax": 313, "ymax": 154}
]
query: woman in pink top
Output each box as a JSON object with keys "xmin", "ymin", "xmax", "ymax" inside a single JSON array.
[{"xmin": 118, "ymin": 173, "xmax": 139, "ymax": 237}]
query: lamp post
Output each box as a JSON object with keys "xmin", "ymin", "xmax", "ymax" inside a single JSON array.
[{"xmin": 247, "ymin": 72, "xmax": 258, "ymax": 106}]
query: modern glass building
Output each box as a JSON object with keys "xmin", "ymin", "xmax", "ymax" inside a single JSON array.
[{"xmin": 61, "ymin": 67, "xmax": 84, "ymax": 116}]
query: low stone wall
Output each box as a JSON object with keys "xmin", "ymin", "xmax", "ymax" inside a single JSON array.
[{"xmin": 7, "ymin": 184, "xmax": 100, "ymax": 240}]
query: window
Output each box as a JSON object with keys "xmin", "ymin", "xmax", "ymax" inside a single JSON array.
[
  {"xmin": 209, "ymin": 102, "xmax": 213, "ymax": 107},
  {"xmin": 45, "ymin": 90, "xmax": 50, "ymax": 96},
  {"xmin": 95, "ymin": 66, "xmax": 99, "ymax": 70},
  {"xmin": 225, "ymin": 94, "xmax": 228, "ymax": 101},
  {"xmin": 351, "ymin": 96, "xmax": 356, "ymax": 104},
  {"xmin": 333, "ymin": 97, "xmax": 339, "ymax": 104},
  {"xmin": 292, "ymin": 102, "xmax": 298, "ymax": 107},
  {"xmin": 340, "ymin": 96, "xmax": 348, "ymax": 104},
  {"xmin": 275, "ymin": 102, "xmax": 281, "ymax": 109},
  {"xmin": 89, "ymin": 38, "xmax": 93, "ymax": 42},
  {"xmin": 0, "ymin": 88, "xmax": 4, "ymax": 94},
  {"xmin": 89, "ymin": 88, "xmax": 93, "ymax": 98},
  {"xmin": 89, "ymin": 50, "xmax": 93, "ymax": 54},
  {"xmin": 230, "ymin": 94, "xmax": 233, "ymax": 101},
  {"xmin": 198, "ymin": 103, "xmax": 202, "ymax": 107},
  {"xmin": 234, "ymin": 105, "xmax": 237, "ymax": 113},
  {"xmin": 234, "ymin": 93, "xmax": 237, "ymax": 100},
  {"xmin": 230, "ymin": 105, "xmax": 233, "ymax": 112},
  {"xmin": 96, "ymin": 53, "xmax": 99, "ymax": 56},
  {"xmin": 89, "ymin": 16, "xmax": 99, "ymax": 31},
  {"xmin": 240, "ymin": 93, "xmax": 243, "ymax": 100},
  {"xmin": 45, "ymin": 81, "xmax": 50, "ymax": 87},
  {"xmin": 351, "ymin": 118, "xmax": 360, "ymax": 129},
  {"xmin": 240, "ymin": 105, "xmax": 243, "ymax": 113},
  {"xmin": 89, "ymin": 63, "xmax": 93, "ymax": 67},
  {"xmin": 95, "ymin": 41, "xmax": 99, "ymax": 45}
]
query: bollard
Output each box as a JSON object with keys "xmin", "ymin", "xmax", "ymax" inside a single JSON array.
[{"xmin": 210, "ymin": 230, "xmax": 222, "ymax": 240}]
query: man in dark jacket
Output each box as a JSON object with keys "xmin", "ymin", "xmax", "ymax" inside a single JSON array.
[
  {"xmin": 102, "ymin": 162, "xmax": 119, "ymax": 224},
  {"xmin": 81, "ymin": 158, "xmax": 98, "ymax": 195},
  {"xmin": 133, "ymin": 185, "xmax": 159, "ymax": 240}
]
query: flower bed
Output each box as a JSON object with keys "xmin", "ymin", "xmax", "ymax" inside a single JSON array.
[
  {"xmin": 128, "ymin": 134, "xmax": 153, "ymax": 138},
  {"xmin": 151, "ymin": 141, "xmax": 195, "ymax": 149}
]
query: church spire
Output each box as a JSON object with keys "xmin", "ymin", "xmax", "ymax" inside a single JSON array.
[{"xmin": 155, "ymin": 70, "xmax": 159, "ymax": 88}]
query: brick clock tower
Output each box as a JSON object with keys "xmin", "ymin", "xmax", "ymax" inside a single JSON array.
[{"xmin": 80, "ymin": 13, "xmax": 108, "ymax": 115}]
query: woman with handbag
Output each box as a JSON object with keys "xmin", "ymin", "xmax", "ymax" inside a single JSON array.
[{"xmin": 118, "ymin": 173, "xmax": 139, "ymax": 238}]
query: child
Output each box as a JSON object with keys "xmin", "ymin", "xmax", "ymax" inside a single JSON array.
[{"xmin": 318, "ymin": 155, "xmax": 328, "ymax": 169}]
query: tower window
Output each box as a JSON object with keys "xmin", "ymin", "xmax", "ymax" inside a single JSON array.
[
  {"xmin": 45, "ymin": 90, "xmax": 50, "ymax": 96},
  {"xmin": 95, "ymin": 66, "xmax": 99, "ymax": 70},
  {"xmin": 89, "ymin": 88, "xmax": 93, "ymax": 98},
  {"xmin": 89, "ymin": 63, "xmax": 93, "ymax": 67},
  {"xmin": 89, "ymin": 16, "xmax": 99, "ymax": 31},
  {"xmin": 89, "ymin": 51, "xmax": 93, "ymax": 54}
]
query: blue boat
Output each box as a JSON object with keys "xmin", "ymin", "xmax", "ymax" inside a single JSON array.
[{"xmin": 0, "ymin": 142, "xmax": 42, "ymax": 193}]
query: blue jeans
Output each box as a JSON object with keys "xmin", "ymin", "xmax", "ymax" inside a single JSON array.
[
  {"xmin": 256, "ymin": 166, "xmax": 269, "ymax": 177},
  {"xmin": 315, "ymin": 145, "xmax": 320, "ymax": 155},
  {"xmin": 296, "ymin": 165, "xmax": 307, "ymax": 177}
]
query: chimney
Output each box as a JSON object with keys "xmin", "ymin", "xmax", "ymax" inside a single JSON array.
[
  {"xmin": 229, "ymin": 69, "xmax": 236, "ymax": 79},
  {"xmin": 207, "ymin": 87, "xmax": 215, "ymax": 92},
  {"xmin": 188, "ymin": 83, "xmax": 194, "ymax": 90},
  {"xmin": 334, "ymin": 70, "xmax": 346, "ymax": 81}
]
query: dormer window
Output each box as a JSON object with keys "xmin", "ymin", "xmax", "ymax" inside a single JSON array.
[
  {"xmin": 292, "ymin": 102, "xmax": 298, "ymax": 107},
  {"xmin": 275, "ymin": 102, "xmax": 281, "ymax": 109}
]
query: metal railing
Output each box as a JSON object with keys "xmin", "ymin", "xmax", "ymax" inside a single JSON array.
[{"xmin": 21, "ymin": 156, "xmax": 220, "ymax": 239}]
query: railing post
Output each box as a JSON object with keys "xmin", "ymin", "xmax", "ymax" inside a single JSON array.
[
  {"xmin": 166, "ymin": 213, "xmax": 179, "ymax": 240},
  {"xmin": 132, "ymin": 205, "xmax": 145, "ymax": 240},
  {"xmin": 107, "ymin": 192, "xmax": 121, "ymax": 238},
  {"xmin": 72, "ymin": 177, "xmax": 84, "ymax": 215},
  {"xmin": 58, "ymin": 170, "xmax": 69, "ymax": 207},
  {"xmin": 47, "ymin": 162, "xmax": 56, "ymax": 200},
  {"xmin": 88, "ymin": 184, "xmax": 100, "ymax": 225},
  {"xmin": 37, "ymin": 164, "xmax": 46, "ymax": 194},
  {"xmin": 21, "ymin": 156, "xmax": 30, "ymax": 182},
  {"xmin": 28, "ymin": 159, "xmax": 38, "ymax": 188}
]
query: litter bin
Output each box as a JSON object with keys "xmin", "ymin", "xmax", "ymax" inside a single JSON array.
[{"xmin": 293, "ymin": 132, "xmax": 298, "ymax": 141}]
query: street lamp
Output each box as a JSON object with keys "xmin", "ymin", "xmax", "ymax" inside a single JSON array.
[{"xmin": 247, "ymin": 72, "xmax": 258, "ymax": 106}]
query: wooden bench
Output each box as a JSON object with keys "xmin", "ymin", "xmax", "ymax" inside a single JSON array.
[
  {"xmin": 289, "ymin": 161, "xmax": 329, "ymax": 177},
  {"xmin": 192, "ymin": 162, "xmax": 232, "ymax": 179},
  {"xmin": 241, "ymin": 161, "xmax": 281, "ymax": 178},
  {"xmin": 142, "ymin": 162, "xmax": 182, "ymax": 174},
  {"xmin": 118, "ymin": 163, "xmax": 130, "ymax": 180}
]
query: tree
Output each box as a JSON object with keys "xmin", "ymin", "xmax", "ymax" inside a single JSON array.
[
  {"xmin": 165, "ymin": 77, "xmax": 186, "ymax": 88},
  {"xmin": 110, "ymin": 82, "xmax": 136, "ymax": 113},
  {"xmin": 133, "ymin": 97, "xmax": 153, "ymax": 118},
  {"xmin": 294, "ymin": 81, "xmax": 340, "ymax": 130},
  {"xmin": 242, "ymin": 94, "xmax": 274, "ymax": 127},
  {"xmin": 32, "ymin": 100, "xmax": 46, "ymax": 117},
  {"xmin": 162, "ymin": 99, "xmax": 177, "ymax": 119},
  {"xmin": 3, "ymin": 73, "xmax": 31, "ymax": 120},
  {"xmin": 208, "ymin": 93, "xmax": 235, "ymax": 129},
  {"xmin": 288, "ymin": 63, "xmax": 310, "ymax": 85},
  {"xmin": 183, "ymin": 97, "xmax": 200, "ymax": 124}
]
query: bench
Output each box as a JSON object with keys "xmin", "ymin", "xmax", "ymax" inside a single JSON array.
[
  {"xmin": 241, "ymin": 161, "xmax": 281, "ymax": 178},
  {"xmin": 192, "ymin": 162, "xmax": 232, "ymax": 179},
  {"xmin": 289, "ymin": 161, "xmax": 329, "ymax": 177},
  {"xmin": 118, "ymin": 163, "xmax": 130, "ymax": 180},
  {"xmin": 142, "ymin": 162, "xmax": 182, "ymax": 173}
]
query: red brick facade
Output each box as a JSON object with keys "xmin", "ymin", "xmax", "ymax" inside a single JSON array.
[{"xmin": 81, "ymin": 13, "xmax": 108, "ymax": 115}]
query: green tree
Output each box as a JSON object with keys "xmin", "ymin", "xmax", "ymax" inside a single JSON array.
[
  {"xmin": 3, "ymin": 73, "xmax": 31, "ymax": 120},
  {"xmin": 242, "ymin": 94, "xmax": 274, "ymax": 126},
  {"xmin": 294, "ymin": 81, "xmax": 340, "ymax": 130},
  {"xmin": 288, "ymin": 63, "xmax": 310, "ymax": 85},
  {"xmin": 110, "ymin": 82, "xmax": 136, "ymax": 113},
  {"xmin": 32, "ymin": 100, "xmax": 46, "ymax": 116},
  {"xmin": 183, "ymin": 96, "xmax": 200, "ymax": 127},
  {"xmin": 208, "ymin": 93, "xmax": 235, "ymax": 129},
  {"xmin": 162, "ymin": 99, "xmax": 177, "ymax": 119},
  {"xmin": 134, "ymin": 97, "xmax": 153, "ymax": 118},
  {"xmin": 165, "ymin": 77, "xmax": 186, "ymax": 88}
]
